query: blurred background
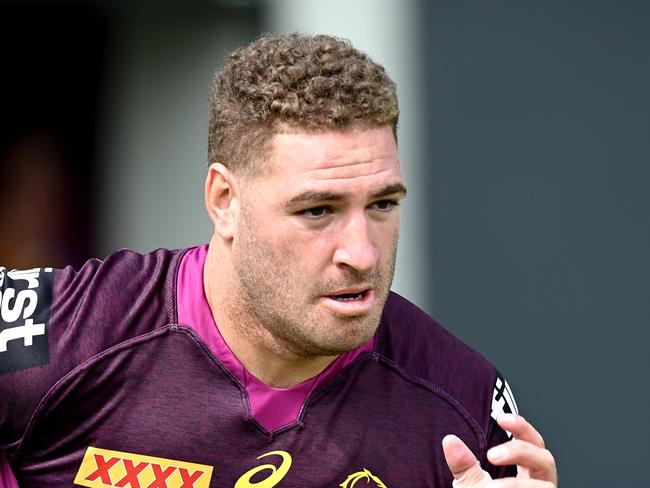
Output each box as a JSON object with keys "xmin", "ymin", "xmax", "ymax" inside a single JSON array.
[{"xmin": 1, "ymin": 0, "xmax": 649, "ymax": 485}]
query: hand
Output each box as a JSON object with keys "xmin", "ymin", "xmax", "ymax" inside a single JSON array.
[{"xmin": 442, "ymin": 413, "xmax": 557, "ymax": 487}]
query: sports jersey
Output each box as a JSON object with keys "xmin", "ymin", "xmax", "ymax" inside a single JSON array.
[{"xmin": 0, "ymin": 245, "xmax": 518, "ymax": 487}]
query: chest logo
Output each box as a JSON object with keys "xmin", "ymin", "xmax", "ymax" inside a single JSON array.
[
  {"xmin": 235, "ymin": 450, "xmax": 292, "ymax": 488},
  {"xmin": 74, "ymin": 446, "xmax": 213, "ymax": 488},
  {"xmin": 340, "ymin": 468, "xmax": 387, "ymax": 488}
]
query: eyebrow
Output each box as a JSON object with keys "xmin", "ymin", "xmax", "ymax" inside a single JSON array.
[
  {"xmin": 284, "ymin": 183, "xmax": 407, "ymax": 208},
  {"xmin": 372, "ymin": 183, "xmax": 408, "ymax": 199}
]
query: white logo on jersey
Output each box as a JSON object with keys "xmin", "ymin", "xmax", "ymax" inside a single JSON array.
[
  {"xmin": 491, "ymin": 375, "xmax": 519, "ymax": 438},
  {"xmin": 0, "ymin": 268, "xmax": 52, "ymax": 353}
]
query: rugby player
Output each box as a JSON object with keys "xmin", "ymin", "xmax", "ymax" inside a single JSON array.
[{"xmin": 0, "ymin": 33, "xmax": 557, "ymax": 487}]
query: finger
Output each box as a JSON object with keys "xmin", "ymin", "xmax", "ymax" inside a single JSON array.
[
  {"xmin": 497, "ymin": 414, "xmax": 545, "ymax": 448},
  {"xmin": 487, "ymin": 440, "xmax": 557, "ymax": 483},
  {"xmin": 486, "ymin": 478, "xmax": 556, "ymax": 488},
  {"xmin": 442, "ymin": 434, "xmax": 492, "ymax": 487}
]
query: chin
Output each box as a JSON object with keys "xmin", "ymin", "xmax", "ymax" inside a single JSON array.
[{"xmin": 315, "ymin": 324, "xmax": 377, "ymax": 355}]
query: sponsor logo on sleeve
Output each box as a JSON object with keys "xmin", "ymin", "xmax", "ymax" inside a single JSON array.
[
  {"xmin": 73, "ymin": 446, "xmax": 213, "ymax": 488},
  {"xmin": 491, "ymin": 373, "xmax": 519, "ymax": 438},
  {"xmin": 0, "ymin": 267, "xmax": 54, "ymax": 375}
]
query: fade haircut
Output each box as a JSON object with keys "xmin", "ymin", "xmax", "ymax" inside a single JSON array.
[{"xmin": 208, "ymin": 33, "xmax": 399, "ymax": 175}]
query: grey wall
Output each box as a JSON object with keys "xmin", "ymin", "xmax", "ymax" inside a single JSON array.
[{"xmin": 424, "ymin": 2, "xmax": 650, "ymax": 486}]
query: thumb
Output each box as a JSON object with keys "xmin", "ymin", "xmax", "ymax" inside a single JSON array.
[{"xmin": 442, "ymin": 435, "xmax": 492, "ymax": 487}]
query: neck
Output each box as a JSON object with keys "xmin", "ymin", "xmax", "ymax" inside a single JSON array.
[{"xmin": 203, "ymin": 238, "xmax": 338, "ymax": 388}]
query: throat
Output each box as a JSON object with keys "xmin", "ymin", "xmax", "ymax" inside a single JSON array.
[
  {"xmin": 262, "ymin": 356, "xmax": 338, "ymax": 388},
  {"xmin": 231, "ymin": 334, "xmax": 339, "ymax": 388}
]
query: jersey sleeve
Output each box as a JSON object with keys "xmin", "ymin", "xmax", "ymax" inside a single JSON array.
[
  {"xmin": 0, "ymin": 249, "xmax": 177, "ymax": 453},
  {"xmin": 0, "ymin": 265, "xmax": 57, "ymax": 450},
  {"xmin": 0, "ymin": 265, "xmax": 65, "ymax": 486},
  {"xmin": 483, "ymin": 370, "xmax": 519, "ymax": 479}
]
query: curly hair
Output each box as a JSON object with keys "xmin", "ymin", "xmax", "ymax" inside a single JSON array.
[{"xmin": 208, "ymin": 33, "xmax": 399, "ymax": 174}]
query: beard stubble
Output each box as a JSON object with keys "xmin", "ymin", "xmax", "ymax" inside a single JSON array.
[{"xmin": 231, "ymin": 204, "xmax": 398, "ymax": 359}]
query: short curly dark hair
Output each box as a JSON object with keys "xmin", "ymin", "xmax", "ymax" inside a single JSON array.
[{"xmin": 208, "ymin": 33, "xmax": 399, "ymax": 174}]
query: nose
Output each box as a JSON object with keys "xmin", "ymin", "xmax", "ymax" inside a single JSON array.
[{"xmin": 332, "ymin": 213, "xmax": 379, "ymax": 272}]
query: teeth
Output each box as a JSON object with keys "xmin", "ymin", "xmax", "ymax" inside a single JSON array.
[{"xmin": 332, "ymin": 292, "xmax": 363, "ymax": 301}]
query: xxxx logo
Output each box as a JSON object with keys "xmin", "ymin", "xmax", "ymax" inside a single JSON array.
[{"xmin": 73, "ymin": 447, "xmax": 213, "ymax": 488}]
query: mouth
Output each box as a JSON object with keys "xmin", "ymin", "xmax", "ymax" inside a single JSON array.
[
  {"xmin": 329, "ymin": 290, "xmax": 366, "ymax": 301},
  {"xmin": 322, "ymin": 288, "xmax": 374, "ymax": 315}
]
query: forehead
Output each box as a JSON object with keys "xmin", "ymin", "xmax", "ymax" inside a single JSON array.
[{"xmin": 263, "ymin": 127, "xmax": 403, "ymax": 194}]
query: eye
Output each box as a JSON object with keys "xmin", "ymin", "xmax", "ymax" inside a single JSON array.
[
  {"xmin": 371, "ymin": 199, "xmax": 399, "ymax": 211},
  {"xmin": 298, "ymin": 206, "xmax": 332, "ymax": 218}
]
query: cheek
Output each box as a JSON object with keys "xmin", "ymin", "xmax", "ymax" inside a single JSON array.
[
  {"xmin": 279, "ymin": 222, "xmax": 337, "ymax": 255},
  {"xmin": 281, "ymin": 234, "xmax": 332, "ymax": 270},
  {"xmin": 370, "ymin": 219, "xmax": 399, "ymax": 249},
  {"xmin": 255, "ymin": 228, "xmax": 315, "ymax": 268}
]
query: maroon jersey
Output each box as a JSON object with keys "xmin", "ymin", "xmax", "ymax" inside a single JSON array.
[{"xmin": 0, "ymin": 247, "xmax": 517, "ymax": 487}]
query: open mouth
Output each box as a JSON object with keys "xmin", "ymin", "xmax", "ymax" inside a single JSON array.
[
  {"xmin": 329, "ymin": 291, "xmax": 366, "ymax": 301},
  {"xmin": 321, "ymin": 288, "xmax": 374, "ymax": 315}
]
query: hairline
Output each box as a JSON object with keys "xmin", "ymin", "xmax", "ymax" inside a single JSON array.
[{"xmin": 231, "ymin": 122, "xmax": 398, "ymax": 181}]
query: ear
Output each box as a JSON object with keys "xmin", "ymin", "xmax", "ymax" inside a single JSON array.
[{"xmin": 205, "ymin": 162, "xmax": 240, "ymax": 240}]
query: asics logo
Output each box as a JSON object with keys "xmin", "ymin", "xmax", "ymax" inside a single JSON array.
[{"xmin": 234, "ymin": 450, "xmax": 292, "ymax": 488}]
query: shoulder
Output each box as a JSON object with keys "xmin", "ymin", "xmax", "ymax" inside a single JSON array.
[
  {"xmin": 54, "ymin": 247, "xmax": 182, "ymax": 295},
  {"xmin": 0, "ymin": 247, "xmax": 187, "ymax": 447},
  {"xmin": 52, "ymin": 247, "xmax": 185, "ymax": 327},
  {"xmin": 375, "ymin": 292, "xmax": 510, "ymax": 433},
  {"xmin": 43, "ymin": 247, "xmax": 185, "ymax": 356}
]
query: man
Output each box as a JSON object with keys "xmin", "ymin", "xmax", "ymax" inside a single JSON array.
[{"xmin": 0, "ymin": 33, "xmax": 557, "ymax": 487}]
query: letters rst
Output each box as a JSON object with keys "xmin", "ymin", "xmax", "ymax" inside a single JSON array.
[{"xmin": 0, "ymin": 267, "xmax": 54, "ymax": 374}]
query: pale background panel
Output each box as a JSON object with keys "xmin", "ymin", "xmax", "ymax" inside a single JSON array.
[{"xmin": 98, "ymin": 5, "xmax": 260, "ymax": 255}]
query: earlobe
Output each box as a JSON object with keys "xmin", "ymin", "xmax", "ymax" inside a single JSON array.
[{"xmin": 205, "ymin": 163, "xmax": 239, "ymax": 240}]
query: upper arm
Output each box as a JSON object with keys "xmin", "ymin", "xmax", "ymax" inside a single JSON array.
[{"xmin": 0, "ymin": 266, "xmax": 57, "ymax": 449}]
